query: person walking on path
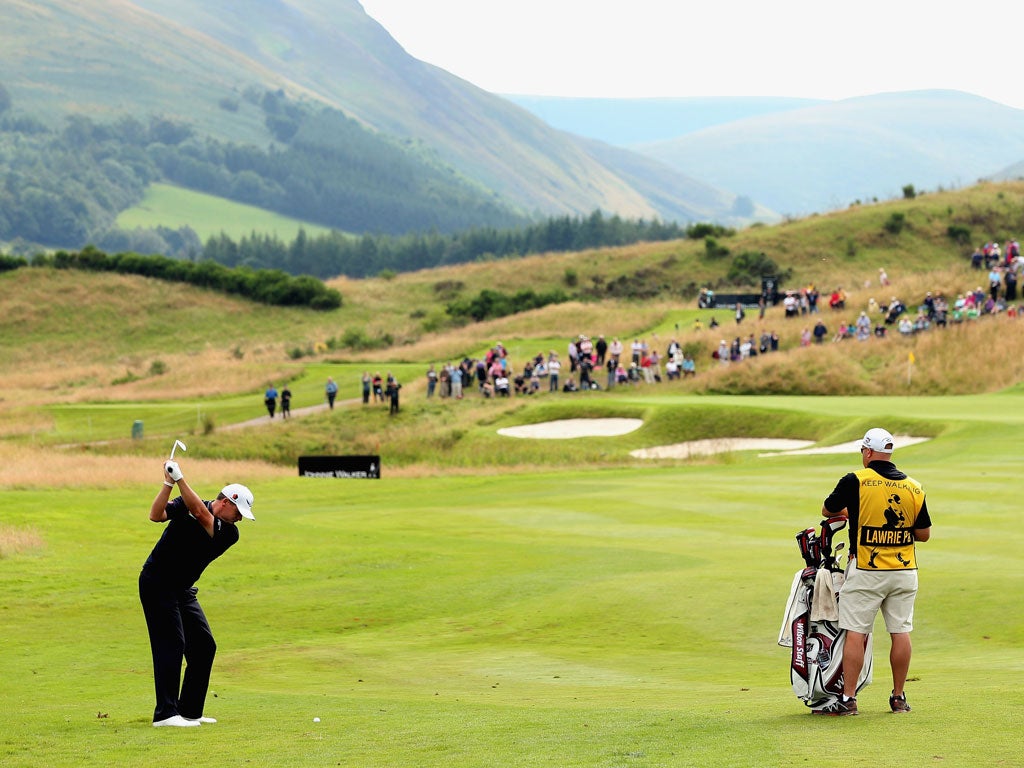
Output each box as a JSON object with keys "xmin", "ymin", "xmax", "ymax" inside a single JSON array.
[
  {"xmin": 818, "ymin": 427, "xmax": 932, "ymax": 716},
  {"xmin": 280, "ymin": 384, "xmax": 292, "ymax": 419},
  {"xmin": 263, "ymin": 385, "xmax": 277, "ymax": 418},
  {"xmin": 139, "ymin": 459, "xmax": 255, "ymax": 727},
  {"xmin": 372, "ymin": 373, "xmax": 384, "ymax": 403},
  {"xmin": 325, "ymin": 377, "xmax": 338, "ymax": 410}
]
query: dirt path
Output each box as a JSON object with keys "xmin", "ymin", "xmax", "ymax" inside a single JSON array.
[{"xmin": 221, "ymin": 398, "xmax": 363, "ymax": 430}]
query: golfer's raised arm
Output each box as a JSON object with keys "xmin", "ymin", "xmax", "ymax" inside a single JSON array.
[{"xmin": 149, "ymin": 470, "xmax": 174, "ymax": 522}]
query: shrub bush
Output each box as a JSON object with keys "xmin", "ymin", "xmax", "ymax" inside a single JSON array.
[
  {"xmin": 726, "ymin": 251, "xmax": 790, "ymax": 286},
  {"xmin": 704, "ymin": 237, "xmax": 731, "ymax": 260},
  {"xmin": 947, "ymin": 224, "xmax": 972, "ymax": 245},
  {"xmin": 30, "ymin": 247, "xmax": 342, "ymax": 310},
  {"xmin": 884, "ymin": 213, "xmax": 906, "ymax": 235}
]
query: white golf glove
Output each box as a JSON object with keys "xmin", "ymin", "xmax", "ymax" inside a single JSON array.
[{"xmin": 165, "ymin": 461, "xmax": 183, "ymax": 482}]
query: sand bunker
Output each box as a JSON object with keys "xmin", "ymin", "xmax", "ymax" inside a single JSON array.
[
  {"xmin": 759, "ymin": 436, "xmax": 932, "ymax": 456},
  {"xmin": 497, "ymin": 418, "xmax": 643, "ymax": 439},
  {"xmin": 496, "ymin": 419, "xmax": 931, "ymax": 457},
  {"xmin": 630, "ymin": 438, "xmax": 815, "ymax": 459},
  {"xmin": 632, "ymin": 435, "xmax": 931, "ymax": 459}
]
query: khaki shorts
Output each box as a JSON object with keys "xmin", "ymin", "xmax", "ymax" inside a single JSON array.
[{"xmin": 838, "ymin": 563, "xmax": 919, "ymax": 634}]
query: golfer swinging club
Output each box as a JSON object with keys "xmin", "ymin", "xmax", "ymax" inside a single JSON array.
[
  {"xmin": 819, "ymin": 428, "xmax": 932, "ymax": 716},
  {"xmin": 139, "ymin": 457, "xmax": 254, "ymax": 727}
]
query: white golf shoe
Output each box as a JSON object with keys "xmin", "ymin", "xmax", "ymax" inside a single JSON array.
[
  {"xmin": 184, "ymin": 716, "xmax": 217, "ymax": 724},
  {"xmin": 153, "ymin": 715, "xmax": 201, "ymax": 727}
]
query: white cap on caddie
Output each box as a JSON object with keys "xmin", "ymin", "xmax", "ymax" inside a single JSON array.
[
  {"xmin": 221, "ymin": 483, "xmax": 255, "ymax": 520},
  {"xmin": 862, "ymin": 428, "xmax": 895, "ymax": 453}
]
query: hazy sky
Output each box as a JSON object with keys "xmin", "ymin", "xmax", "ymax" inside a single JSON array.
[{"xmin": 358, "ymin": 1, "xmax": 1023, "ymax": 109}]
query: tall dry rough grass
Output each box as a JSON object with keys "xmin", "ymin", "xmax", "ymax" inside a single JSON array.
[
  {"xmin": 0, "ymin": 347, "xmax": 296, "ymax": 409},
  {"xmin": 0, "ymin": 444, "xmax": 292, "ymax": 489}
]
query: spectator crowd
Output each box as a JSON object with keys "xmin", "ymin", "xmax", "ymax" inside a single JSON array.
[
  {"xmin": 267, "ymin": 235, "xmax": 1024, "ymax": 420},
  {"xmin": 414, "ymin": 236, "xmax": 1024, "ymax": 402},
  {"xmin": 427, "ymin": 334, "xmax": 698, "ymax": 400}
]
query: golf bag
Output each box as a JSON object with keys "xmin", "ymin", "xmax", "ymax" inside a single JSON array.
[{"xmin": 778, "ymin": 516, "xmax": 872, "ymax": 712}]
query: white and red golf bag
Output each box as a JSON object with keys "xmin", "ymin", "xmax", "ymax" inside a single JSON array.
[{"xmin": 778, "ymin": 516, "xmax": 872, "ymax": 712}]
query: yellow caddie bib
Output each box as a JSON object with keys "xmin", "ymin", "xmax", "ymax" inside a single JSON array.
[{"xmin": 853, "ymin": 468, "xmax": 924, "ymax": 570}]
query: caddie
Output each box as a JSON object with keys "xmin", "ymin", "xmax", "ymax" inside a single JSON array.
[{"xmin": 818, "ymin": 427, "xmax": 932, "ymax": 716}]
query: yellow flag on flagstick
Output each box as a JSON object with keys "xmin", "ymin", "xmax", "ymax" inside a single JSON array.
[{"xmin": 908, "ymin": 351, "xmax": 916, "ymax": 365}]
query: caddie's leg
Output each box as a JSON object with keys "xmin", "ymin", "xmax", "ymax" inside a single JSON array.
[
  {"xmin": 842, "ymin": 630, "xmax": 868, "ymax": 698},
  {"xmin": 889, "ymin": 632, "xmax": 912, "ymax": 697}
]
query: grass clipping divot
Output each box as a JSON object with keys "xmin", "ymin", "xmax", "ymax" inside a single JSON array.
[{"xmin": 0, "ymin": 525, "xmax": 45, "ymax": 558}]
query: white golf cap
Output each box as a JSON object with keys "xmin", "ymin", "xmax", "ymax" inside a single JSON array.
[
  {"xmin": 862, "ymin": 428, "xmax": 895, "ymax": 453},
  {"xmin": 221, "ymin": 483, "xmax": 255, "ymax": 520}
]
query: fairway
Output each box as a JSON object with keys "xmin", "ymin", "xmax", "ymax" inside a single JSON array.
[{"xmin": 2, "ymin": 393, "xmax": 1022, "ymax": 767}]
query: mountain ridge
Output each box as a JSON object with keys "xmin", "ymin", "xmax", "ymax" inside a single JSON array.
[
  {"xmin": 614, "ymin": 90, "xmax": 1024, "ymax": 217},
  {"xmin": 1, "ymin": 0, "xmax": 739, "ymax": 229},
  {"xmin": 501, "ymin": 95, "xmax": 829, "ymax": 146}
]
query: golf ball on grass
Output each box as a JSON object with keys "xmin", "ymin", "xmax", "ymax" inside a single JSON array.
[{"xmin": 313, "ymin": 717, "xmax": 320, "ymax": 723}]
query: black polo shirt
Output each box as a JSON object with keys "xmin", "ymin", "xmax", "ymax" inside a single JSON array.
[{"xmin": 141, "ymin": 497, "xmax": 239, "ymax": 590}]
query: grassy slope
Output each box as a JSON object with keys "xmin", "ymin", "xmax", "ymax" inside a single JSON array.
[
  {"xmin": 1, "ymin": 0, "xmax": 286, "ymax": 143},
  {"xmin": 115, "ymin": 183, "xmax": 337, "ymax": 242},
  {"xmin": 1, "ymin": 183, "xmax": 1023, "ymax": 766}
]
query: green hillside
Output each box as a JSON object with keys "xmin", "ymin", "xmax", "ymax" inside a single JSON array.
[
  {"xmin": 122, "ymin": 0, "xmax": 674, "ymax": 218},
  {"xmin": 0, "ymin": 0, "xmax": 280, "ymax": 143}
]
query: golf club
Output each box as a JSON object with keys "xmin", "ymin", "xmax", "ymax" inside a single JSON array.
[{"xmin": 169, "ymin": 439, "xmax": 187, "ymax": 460}]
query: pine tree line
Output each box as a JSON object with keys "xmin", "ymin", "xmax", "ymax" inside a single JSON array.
[{"xmin": 202, "ymin": 212, "xmax": 707, "ymax": 279}]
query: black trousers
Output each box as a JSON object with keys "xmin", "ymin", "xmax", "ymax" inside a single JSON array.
[{"xmin": 139, "ymin": 575, "xmax": 216, "ymax": 722}]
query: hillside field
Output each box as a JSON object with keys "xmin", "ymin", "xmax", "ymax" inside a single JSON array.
[{"xmin": 115, "ymin": 183, "xmax": 337, "ymax": 242}]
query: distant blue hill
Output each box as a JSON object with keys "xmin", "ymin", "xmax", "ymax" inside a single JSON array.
[
  {"xmin": 501, "ymin": 95, "xmax": 826, "ymax": 146},
  {"xmin": 636, "ymin": 90, "xmax": 1024, "ymax": 217},
  {"xmin": 505, "ymin": 90, "xmax": 1024, "ymax": 219}
]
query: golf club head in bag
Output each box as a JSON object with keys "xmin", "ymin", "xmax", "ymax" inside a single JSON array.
[
  {"xmin": 818, "ymin": 515, "xmax": 848, "ymax": 571},
  {"xmin": 796, "ymin": 528, "xmax": 820, "ymax": 568}
]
